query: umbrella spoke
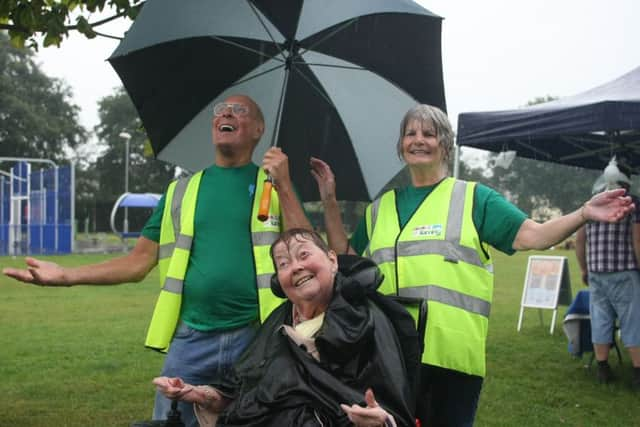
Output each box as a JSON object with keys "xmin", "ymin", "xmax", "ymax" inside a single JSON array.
[
  {"xmin": 297, "ymin": 18, "xmax": 358, "ymax": 58},
  {"xmin": 291, "ymin": 65, "xmax": 336, "ymax": 111},
  {"xmin": 296, "ymin": 61, "xmax": 365, "ymax": 71},
  {"xmin": 247, "ymin": 0, "xmax": 288, "ymax": 62},
  {"xmin": 231, "ymin": 62, "xmax": 286, "ymax": 88},
  {"xmin": 209, "ymin": 35, "xmax": 284, "ymax": 64}
]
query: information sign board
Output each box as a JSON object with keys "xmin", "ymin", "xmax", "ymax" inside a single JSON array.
[{"xmin": 517, "ymin": 255, "xmax": 572, "ymax": 334}]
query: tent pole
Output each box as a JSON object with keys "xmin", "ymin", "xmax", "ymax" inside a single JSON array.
[{"xmin": 453, "ymin": 140, "xmax": 461, "ymax": 179}]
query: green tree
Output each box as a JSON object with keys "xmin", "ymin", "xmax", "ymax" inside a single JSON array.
[
  {"xmin": 479, "ymin": 156, "xmax": 598, "ymax": 219},
  {"xmin": 0, "ymin": 1, "xmax": 143, "ymax": 49},
  {"xmin": 459, "ymin": 151, "xmax": 599, "ymax": 220},
  {"xmin": 0, "ymin": 31, "xmax": 85, "ymax": 161},
  {"xmin": 456, "ymin": 154, "xmax": 487, "ymax": 184},
  {"xmin": 76, "ymin": 87, "xmax": 174, "ymax": 231},
  {"xmin": 93, "ymin": 87, "xmax": 174, "ymax": 198},
  {"xmin": 525, "ymin": 95, "xmax": 557, "ymax": 106}
]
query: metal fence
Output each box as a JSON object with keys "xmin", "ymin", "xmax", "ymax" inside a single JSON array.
[{"xmin": 0, "ymin": 161, "xmax": 74, "ymax": 255}]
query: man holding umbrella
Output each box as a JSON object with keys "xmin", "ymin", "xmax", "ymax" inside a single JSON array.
[{"xmin": 3, "ymin": 94, "xmax": 311, "ymax": 426}]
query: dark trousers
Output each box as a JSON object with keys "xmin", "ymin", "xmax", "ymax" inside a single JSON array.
[{"xmin": 416, "ymin": 364, "xmax": 484, "ymax": 427}]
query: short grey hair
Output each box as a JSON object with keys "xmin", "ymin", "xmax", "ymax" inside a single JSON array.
[{"xmin": 396, "ymin": 104, "xmax": 454, "ymax": 164}]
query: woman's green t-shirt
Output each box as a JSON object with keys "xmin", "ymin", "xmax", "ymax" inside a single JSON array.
[{"xmin": 350, "ymin": 181, "xmax": 528, "ymax": 256}]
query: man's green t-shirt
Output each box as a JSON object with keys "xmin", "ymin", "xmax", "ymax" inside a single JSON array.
[
  {"xmin": 142, "ymin": 163, "xmax": 261, "ymax": 332},
  {"xmin": 350, "ymin": 181, "xmax": 528, "ymax": 256}
]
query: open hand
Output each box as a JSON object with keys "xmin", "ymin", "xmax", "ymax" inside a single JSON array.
[
  {"xmin": 584, "ymin": 188, "xmax": 634, "ymax": 222},
  {"xmin": 153, "ymin": 377, "xmax": 230, "ymax": 412},
  {"xmin": 152, "ymin": 377, "xmax": 195, "ymax": 402},
  {"xmin": 2, "ymin": 257, "xmax": 68, "ymax": 286},
  {"xmin": 310, "ymin": 157, "xmax": 336, "ymax": 202},
  {"xmin": 340, "ymin": 389, "xmax": 392, "ymax": 427}
]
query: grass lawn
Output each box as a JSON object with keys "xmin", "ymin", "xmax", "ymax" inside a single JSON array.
[
  {"xmin": 1, "ymin": 255, "xmax": 163, "ymax": 426},
  {"xmin": 1, "ymin": 250, "xmax": 639, "ymax": 426}
]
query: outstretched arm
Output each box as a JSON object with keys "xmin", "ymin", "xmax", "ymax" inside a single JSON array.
[
  {"xmin": 263, "ymin": 147, "xmax": 312, "ymax": 230},
  {"xmin": 2, "ymin": 236, "xmax": 158, "ymax": 286},
  {"xmin": 153, "ymin": 377, "xmax": 231, "ymax": 413},
  {"xmin": 513, "ymin": 188, "xmax": 634, "ymax": 251},
  {"xmin": 310, "ymin": 157, "xmax": 356, "ymax": 254},
  {"xmin": 340, "ymin": 388, "xmax": 396, "ymax": 427}
]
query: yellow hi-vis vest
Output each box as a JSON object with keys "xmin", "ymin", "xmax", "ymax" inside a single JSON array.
[
  {"xmin": 363, "ymin": 178, "xmax": 493, "ymax": 377},
  {"xmin": 145, "ymin": 168, "xmax": 284, "ymax": 352}
]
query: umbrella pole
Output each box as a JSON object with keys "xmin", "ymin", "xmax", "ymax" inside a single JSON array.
[{"xmin": 257, "ymin": 64, "xmax": 291, "ymax": 221}]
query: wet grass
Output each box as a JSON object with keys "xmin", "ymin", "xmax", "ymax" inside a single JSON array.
[{"xmin": 1, "ymin": 250, "xmax": 638, "ymax": 426}]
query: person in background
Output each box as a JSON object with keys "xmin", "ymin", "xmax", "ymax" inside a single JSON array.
[
  {"xmin": 3, "ymin": 94, "xmax": 311, "ymax": 427},
  {"xmin": 310, "ymin": 104, "xmax": 634, "ymax": 426},
  {"xmin": 575, "ymin": 159, "xmax": 640, "ymax": 389},
  {"xmin": 154, "ymin": 228, "xmax": 417, "ymax": 427}
]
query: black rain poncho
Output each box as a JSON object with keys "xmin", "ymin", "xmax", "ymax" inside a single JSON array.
[{"xmin": 212, "ymin": 259, "xmax": 419, "ymax": 427}]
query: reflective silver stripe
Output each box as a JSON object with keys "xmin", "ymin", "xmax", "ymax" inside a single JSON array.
[
  {"xmin": 446, "ymin": 180, "xmax": 467, "ymax": 243},
  {"xmin": 397, "ymin": 240, "xmax": 485, "ymax": 268},
  {"xmin": 158, "ymin": 243, "xmax": 173, "ymax": 260},
  {"xmin": 161, "ymin": 177, "xmax": 193, "ymax": 262},
  {"xmin": 162, "ymin": 277, "xmax": 183, "ymax": 294},
  {"xmin": 257, "ymin": 273, "xmax": 272, "ymax": 289},
  {"xmin": 363, "ymin": 197, "xmax": 383, "ymax": 257},
  {"xmin": 369, "ymin": 197, "xmax": 382, "ymax": 238},
  {"xmin": 175, "ymin": 233, "xmax": 193, "ymax": 250},
  {"xmin": 370, "ymin": 247, "xmax": 396, "ymax": 265},
  {"xmin": 392, "ymin": 180, "xmax": 493, "ymax": 271},
  {"xmin": 400, "ymin": 285, "xmax": 491, "ymax": 317},
  {"xmin": 171, "ymin": 176, "xmax": 191, "ymax": 241},
  {"xmin": 252, "ymin": 231, "xmax": 280, "ymax": 246}
]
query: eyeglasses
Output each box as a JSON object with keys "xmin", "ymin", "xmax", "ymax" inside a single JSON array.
[{"xmin": 213, "ymin": 102, "xmax": 250, "ymax": 117}]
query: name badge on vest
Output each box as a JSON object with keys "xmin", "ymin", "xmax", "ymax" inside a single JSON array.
[
  {"xmin": 265, "ymin": 214, "xmax": 280, "ymax": 228},
  {"xmin": 413, "ymin": 224, "xmax": 442, "ymax": 237}
]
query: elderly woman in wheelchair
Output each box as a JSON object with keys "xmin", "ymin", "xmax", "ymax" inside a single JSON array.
[{"xmin": 153, "ymin": 228, "xmax": 420, "ymax": 427}]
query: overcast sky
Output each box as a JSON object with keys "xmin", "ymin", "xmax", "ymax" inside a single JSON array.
[{"xmin": 35, "ymin": 0, "xmax": 640, "ymax": 147}]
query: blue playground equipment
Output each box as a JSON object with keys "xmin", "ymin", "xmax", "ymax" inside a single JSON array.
[
  {"xmin": 110, "ymin": 192, "xmax": 161, "ymax": 239},
  {"xmin": 0, "ymin": 160, "xmax": 74, "ymax": 255}
]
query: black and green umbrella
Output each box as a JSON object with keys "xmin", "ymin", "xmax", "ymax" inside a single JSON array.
[{"xmin": 108, "ymin": 0, "xmax": 446, "ymax": 202}]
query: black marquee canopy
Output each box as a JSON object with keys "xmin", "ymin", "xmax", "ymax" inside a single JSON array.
[{"xmin": 456, "ymin": 65, "xmax": 640, "ymax": 173}]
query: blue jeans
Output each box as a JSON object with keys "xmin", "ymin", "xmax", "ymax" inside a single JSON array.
[
  {"xmin": 589, "ymin": 270, "xmax": 640, "ymax": 347},
  {"xmin": 152, "ymin": 321, "xmax": 257, "ymax": 427}
]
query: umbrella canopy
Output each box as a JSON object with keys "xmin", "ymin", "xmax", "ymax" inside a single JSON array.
[
  {"xmin": 456, "ymin": 65, "xmax": 640, "ymax": 173},
  {"xmin": 108, "ymin": 0, "xmax": 446, "ymax": 201}
]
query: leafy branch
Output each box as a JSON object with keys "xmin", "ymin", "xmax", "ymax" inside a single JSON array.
[{"xmin": 0, "ymin": 1, "xmax": 145, "ymax": 49}]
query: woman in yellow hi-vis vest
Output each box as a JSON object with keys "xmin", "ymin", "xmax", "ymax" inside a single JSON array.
[
  {"xmin": 310, "ymin": 104, "xmax": 633, "ymax": 427},
  {"xmin": 3, "ymin": 95, "xmax": 311, "ymax": 427}
]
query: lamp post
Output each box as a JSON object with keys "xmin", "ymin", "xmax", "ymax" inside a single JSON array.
[{"xmin": 119, "ymin": 131, "xmax": 132, "ymax": 234}]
